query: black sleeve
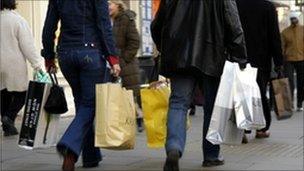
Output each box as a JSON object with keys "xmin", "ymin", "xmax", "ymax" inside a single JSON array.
[
  {"xmin": 41, "ymin": 0, "xmax": 60, "ymax": 60},
  {"xmin": 151, "ymin": 0, "xmax": 167, "ymax": 52},
  {"xmin": 224, "ymin": 0, "xmax": 247, "ymax": 63},
  {"xmin": 267, "ymin": 2, "xmax": 283, "ymax": 67}
]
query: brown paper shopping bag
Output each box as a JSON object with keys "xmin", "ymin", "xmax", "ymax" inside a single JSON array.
[
  {"xmin": 95, "ymin": 83, "xmax": 136, "ymax": 150},
  {"xmin": 272, "ymin": 78, "xmax": 293, "ymax": 120}
]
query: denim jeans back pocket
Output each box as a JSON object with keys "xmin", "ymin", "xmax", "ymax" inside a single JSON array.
[{"xmin": 77, "ymin": 49, "xmax": 106, "ymax": 71}]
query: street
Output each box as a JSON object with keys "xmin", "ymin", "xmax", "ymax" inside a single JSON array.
[{"xmin": 1, "ymin": 107, "xmax": 303, "ymax": 171}]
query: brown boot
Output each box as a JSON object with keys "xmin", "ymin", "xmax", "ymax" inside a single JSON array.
[{"xmin": 62, "ymin": 153, "xmax": 76, "ymax": 171}]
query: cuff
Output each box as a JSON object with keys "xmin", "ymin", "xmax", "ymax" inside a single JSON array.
[
  {"xmin": 107, "ymin": 56, "xmax": 119, "ymax": 66},
  {"xmin": 41, "ymin": 49, "xmax": 55, "ymax": 60}
]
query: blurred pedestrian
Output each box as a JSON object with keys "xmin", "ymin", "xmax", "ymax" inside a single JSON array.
[
  {"xmin": 281, "ymin": 12, "xmax": 304, "ymax": 111},
  {"xmin": 108, "ymin": 0, "xmax": 143, "ymax": 132},
  {"xmin": 236, "ymin": 0, "xmax": 284, "ymax": 139},
  {"xmin": 42, "ymin": 0, "xmax": 120, "ymax": 170},
  {"xmin": 0, "ymin": 0, "xmax": 44, "ymax": 137},
  {"xmin": 151, "ymin": 0, "xmax": 247, "ymax": 170}
]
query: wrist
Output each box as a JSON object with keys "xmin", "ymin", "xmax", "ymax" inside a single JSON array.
[{"xmin": 107, "ymin": 55, "xmax": 119, "ymax": 66}]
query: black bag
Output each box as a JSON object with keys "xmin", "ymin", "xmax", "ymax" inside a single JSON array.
[{"xmin": 44, "ymin": 73, "xmax": 68, "ymax": 114}]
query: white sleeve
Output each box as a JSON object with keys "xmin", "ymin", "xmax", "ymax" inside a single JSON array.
[{"xmin": 17, "ymin": 18, "xmax": 44, "ymax": 70}]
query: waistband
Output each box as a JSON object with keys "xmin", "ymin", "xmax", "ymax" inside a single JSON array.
[{"xmin": 57, "ymin": 43, "xmax": 101, "ymax": 50}]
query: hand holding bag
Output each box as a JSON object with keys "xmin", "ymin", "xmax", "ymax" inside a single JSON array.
[
  {"xmin": 95, "ymin": 81, "xmax": 136, "ymax": 150},
  {"xmin": 44, "ymin": 73, "xmax": 68, "ymax": 114}
]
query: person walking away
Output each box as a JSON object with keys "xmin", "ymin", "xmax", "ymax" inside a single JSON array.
[
  {"xmin": 108, "ymin": 0, "xmax": 144, "ymax": 132},
  {"xmin": 281, "ymin": 12, "xmax": 304, "ymax": 111},
  {"xmin": 41, "ymin": 0, "xmax": 121, "ymax": 170},
  {"xmin": 0, "ymin": 0, "xmax": 44, "ymax": 137},
  {"xmin": 236, "ymin": 0, "xmax": 284, "ymax": 139},
  {"xmin": 151, "ymin": 0, "xmax": 247, "ymax": 170}
]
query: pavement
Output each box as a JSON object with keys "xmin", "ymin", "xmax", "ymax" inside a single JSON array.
[{"xmin": 0, "ymin": 106, "xmax": 303, "ymax": 171}]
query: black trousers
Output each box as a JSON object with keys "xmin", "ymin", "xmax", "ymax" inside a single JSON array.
[
  {"xmin": 284, "ymin": 61, "xmax": 304, "ymax": 107},
  {"xmin": 1, "ymin": 89, "xmax": 26, "ymax": 131},
  {"xmin": 256, "ymin": 70, "xmax": 271, "ymax": 132}
]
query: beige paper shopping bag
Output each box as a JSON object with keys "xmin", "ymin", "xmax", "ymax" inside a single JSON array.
[{"xmin": 95, "ymin": 83, "xmax": 136, "ymax": 150}]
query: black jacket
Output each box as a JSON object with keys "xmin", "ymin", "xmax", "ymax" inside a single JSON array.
[
  {"xmin": 151, "ymin": 0, "xmax": 247, "ymax": 78},
  {"xmin": 42, "ymin": 0, "xmax": 117, "ymax": 59},
  {"xmin": 236, "ymin": 0, "xmax": 283, "ymax": 71}
]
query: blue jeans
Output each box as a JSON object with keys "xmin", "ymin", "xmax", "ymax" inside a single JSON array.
[
  {"xmin": 165, "ymin": 74, "xmax": 220, "ymax": 161},
  {"xmin": 56, "ymin": 47, "xmax": 110, "ymax": 164}
]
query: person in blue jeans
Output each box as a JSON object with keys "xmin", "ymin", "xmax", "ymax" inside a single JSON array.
[
  {"xmin": 41, "ymin": 0, "xmax": 120, "ymax": 171},
  {"xmin": 151, "ymin": 0, "xmax": 247, "ymax": 170}
]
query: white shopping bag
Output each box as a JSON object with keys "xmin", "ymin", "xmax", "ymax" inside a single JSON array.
[
  {"xmin": 233, "ymin": 64, "xmax": 266, "ymax": 130},
  {"xmin": 206, "ymin": 61, "xmax": 244, "ymax": 145},
  {"xmin": 18, "ymin": 81, "xmax": 60, "ymax": 150}
]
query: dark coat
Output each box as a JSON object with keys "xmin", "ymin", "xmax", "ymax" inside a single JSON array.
[
  {"xmin": 236, "ymin": 0, "xmax": 283, "ymax": 72},
  {"xmin": 112, "ymin": 10, "xmax": 140, "ymax": 94},
  {"xmin": 151, "ymin": 0, "xmax": 247, "ymax": 78}
]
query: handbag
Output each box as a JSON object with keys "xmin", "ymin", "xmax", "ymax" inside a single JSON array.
[{"xmin": 44, "ymin": 72, "xmax": 68, "ymax": 114}]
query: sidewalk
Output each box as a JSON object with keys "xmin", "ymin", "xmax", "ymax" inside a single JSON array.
[{"xmin": 1, "ymin": 107, "xmax": 303, "ymax": 171}]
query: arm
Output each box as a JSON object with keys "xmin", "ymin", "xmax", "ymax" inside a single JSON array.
[
  {"xmin": 41, "ymin": 0, "xmax": 60, "ymax": 60},
  {"xmin": 17, "ymin": 19, "xmax": 44, "ymax": 70},
  {"xmin": 123, "ymin": 17, "xmax": 140, "ymax": 62},
  {"xmin": 267, "ymin": 3, "xmax": 283, "ymax": 67},
  {"xmin": 223, "ymin": 0, "xmax": 247, "ymax": 63},
  {"xmin": 151, "ymin": 0, "xmax": 167, "ymax": 52},
  {"xmin": 281, "ymin": 32, "xmax": 287, "ymax": 59},
  {"xmin": 94, "ymin": 0, "xmax": 118, "ymax": 65}
]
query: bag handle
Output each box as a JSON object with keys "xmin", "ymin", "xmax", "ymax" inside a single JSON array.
[{"xmin": 48, "ymin": 72, "xmax": 59, "ymax": 85}]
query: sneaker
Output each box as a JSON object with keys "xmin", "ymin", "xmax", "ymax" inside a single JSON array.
[
  {"xmin": 163, "ymin": 150, "xmax": 180, "ymax": 171},
  {"xmin": 83, "ymin": 160, "xmax": 101, "ymax": 168},
  {"xmin": 202, "ymin": 157, "xmax": 225, "ymax": 167},
  {"xmin": 297, "ymin": 107, "xmax": 303, "ymax": 112},
  {"xmin": 256, "ymin": 131, "xmax": 270, "ymax": 138}
]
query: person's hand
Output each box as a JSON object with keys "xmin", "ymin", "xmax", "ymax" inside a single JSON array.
[
  {"xmin": 111, "ymin": 64, "xmax": 121, "ymax": 77},
  {"xmin": 274, "ymin": 65, "xmax": 284, "ymax": 78},
  {"xmin": 45, "ymin": 59, "xmax": 57, "ymax": 73},
  {"xmin": 238, "ymin": 62, "xmax": 247, "ymax": 71}
]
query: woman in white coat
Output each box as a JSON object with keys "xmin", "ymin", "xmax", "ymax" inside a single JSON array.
[{"xmin": 0, "ymin": 0, "xmax": 44, "ymax": 136}]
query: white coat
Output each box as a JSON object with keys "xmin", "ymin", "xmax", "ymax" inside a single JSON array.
[{"xmin": 0, "ymin": 10, "xmax": 44, "ymax": 92}]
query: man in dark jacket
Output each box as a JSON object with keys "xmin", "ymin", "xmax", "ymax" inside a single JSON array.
[
  {"xmin": 236, "ymin": 0, "xmax": 284, "ymax": 138},
  {"xmin": 151, "ymin": 0, "xmax": 247, "ymax": 170}
]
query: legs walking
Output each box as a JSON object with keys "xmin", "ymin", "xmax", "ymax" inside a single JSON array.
[
  {"xmin": 200, "ymin": 74, "xmax": 222, "ymax": 166},
  {"xmin": 1, "ymin": 89, "xmax": 26, "ymax": 136},
  {"xmin": 256, "ymin": 69, "xmax": 271, "ymax": 137},
  {"xmin": 57, "ymin": 48, "xmax": 108, "ymax": 170},
  {"xmin": 294, "ymin": 61, "xmax": 304, "ymax": 109}
]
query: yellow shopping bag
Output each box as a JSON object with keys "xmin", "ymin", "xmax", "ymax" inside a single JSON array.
[
  {"xmin": 95, "ymin": 83, "xmax": 136, "ymax": 150},
  {"xmin": 141, "ymin": 85, "xmax": 191, "ymax": 149},
  {"xmin": 141, "ymin": 86, "xmax": 170, "ymax": 148}
]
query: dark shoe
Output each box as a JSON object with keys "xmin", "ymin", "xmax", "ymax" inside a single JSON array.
[
  {"xmin": 2, "ymin": 116, "xmax": 18, "ymax": 136},
  {"xmin": 164, "ymin": 150, "xmax": 180, "ymax": 171},
  {"xmin": 242, "ymin": 134, "xmax": 248, "ymax": 144},
  {"xmin": 136, "ymin": 118, "xmax": 144, "ymax": 133},
  {"xmin": 189, "ymin": 108, "xmax": 195, "ymax": 116},
  {"xmin": 83, "ymin": 161, "xmax": 99, "ymax": 168},
  {"xmin": 62, "ymin": 153, "xmax": 76, "ymax": 171},
  {"xmin": 202, "ymin": 157, "xmax": 225, "ymax": 167},
  {"xmin": 256, "ymin": 131, "xmax": 270, "ymax": 139}
]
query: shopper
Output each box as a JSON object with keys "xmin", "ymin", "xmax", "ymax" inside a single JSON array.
[
  {"xmin": 109, "ymin": 0, "xmax": 143, "ymax": 132},
  {"xmin": 0, "ymin": 0, "xmax": 44, "ymax": 137},
  {"xmin": 236, "ymin": 0, "xmax": 284, "ymax": 138},
  {"xmin": 42, "ymin": 0, "xmax": 120, "ymax": 170},
  {"xmin": 151, "ymin": 0, "xmax": 247, "ymax": 170},
  {"xmin": 281, "ymin": 12, "xmax": 304, "ymax": 111}
]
